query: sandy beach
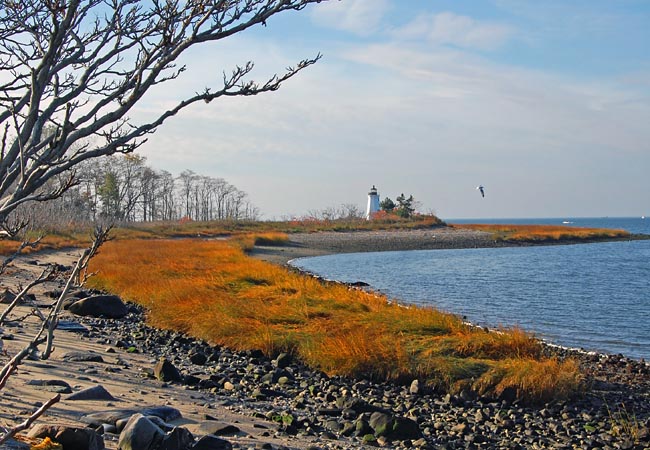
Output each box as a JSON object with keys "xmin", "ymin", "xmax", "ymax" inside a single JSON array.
[{"xmin": 1, "ymin": 229, "xmax": 649, "ymax": 449}]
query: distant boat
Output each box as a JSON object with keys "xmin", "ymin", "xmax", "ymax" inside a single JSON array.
[
  {"xmin": 562, "ymin": 221, "xmax": 573, "ymax": 224},
  {"xmin": 643, "ymin": 216, "xmax": 646, "ymax": 219}
]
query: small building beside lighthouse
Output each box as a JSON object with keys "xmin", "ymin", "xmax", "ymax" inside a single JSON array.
[{"xmin": 366, "ymin": 185, "xmax": 380, "ymax": 220}]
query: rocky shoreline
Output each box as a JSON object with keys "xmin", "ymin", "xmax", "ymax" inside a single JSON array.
[
  {"xmin": 1, "ymin": 230, "xmax": 649, "ymax": 449},
  {"xmin": 4, "ymin": 299, "xmax": 649, "ymax": 450}
]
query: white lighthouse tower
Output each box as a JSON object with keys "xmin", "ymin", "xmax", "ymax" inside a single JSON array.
[{"xmin": 366, "ymin": 185, "xmax": 380, "ymax": 220}]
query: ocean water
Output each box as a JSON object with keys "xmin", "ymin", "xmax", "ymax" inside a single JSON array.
[{"xmin": 291, "ymin": 217, "xmax": 650, "ymax": 360}]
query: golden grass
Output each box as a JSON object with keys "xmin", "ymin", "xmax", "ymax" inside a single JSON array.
[
  {"xmin": 87, "ymin": 238, "xmax": 583, "ymax": 402},
  {"xmin": 451, "ymin": 224, "xmax": 629, "ymax": 242},
  {"xmin": 0, "ymin": 232, "xmax": 90, "ymax": 254}
]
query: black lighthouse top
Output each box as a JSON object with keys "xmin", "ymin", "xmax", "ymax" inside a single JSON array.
[{"xmin": 368, "ymin": 185, "xmax": 378, "ymax": 196}]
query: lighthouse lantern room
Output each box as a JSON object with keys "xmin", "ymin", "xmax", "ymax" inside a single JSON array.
[{"xmin": 366, "ymin": 185, "xmax": 380, "ymax": 220}]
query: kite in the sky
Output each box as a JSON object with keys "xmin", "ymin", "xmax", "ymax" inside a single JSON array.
[{"xmin": 477, "ymin": 185, "xmax": 485, "ymax": 198}]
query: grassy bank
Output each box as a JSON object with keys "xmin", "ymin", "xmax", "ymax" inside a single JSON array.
[
  {"xmin": 0, "ymin": 215, "xmax": 442, "ymax": 255},
  {"xmin": 87, "ymin": 237, "xmax": 583, "ymax": 404},
  {"xmin": 452, "ymin": 223, "xmax": 630, "ymax": 242}
]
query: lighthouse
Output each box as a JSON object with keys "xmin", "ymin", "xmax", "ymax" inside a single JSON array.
[{"xmin": 366, "ymin": 185, "xmax": 380, "ymax": 220}]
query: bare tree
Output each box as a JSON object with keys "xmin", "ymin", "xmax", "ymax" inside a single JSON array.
[{"xmin": 0, "ymin": 0, "xmax": 325, "ymax": 229}]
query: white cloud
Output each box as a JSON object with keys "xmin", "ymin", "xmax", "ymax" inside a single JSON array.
[
  {"xmin": 393, "ymin": 12, "xmax": 515, "ymax": 51},
  {"xmin": 310, "ymin": 0, "xmax": 390, "ymax": 36},
  {"xmin": 130, "ymin": 15, "xmax": 650, "ymax": 219}
]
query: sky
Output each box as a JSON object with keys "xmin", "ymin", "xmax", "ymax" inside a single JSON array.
[{"xmin": 135, "ymin": 0, "xmax": 650, "ymax": 220}]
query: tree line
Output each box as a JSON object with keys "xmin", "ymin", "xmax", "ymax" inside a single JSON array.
[{"xmin": 12, "ymin": 154, "xmax": 259, "ymax": 230}]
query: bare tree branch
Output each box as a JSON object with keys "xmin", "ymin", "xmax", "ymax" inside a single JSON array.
[
  {"xmin": 0, "ymin": 393, "xmax": 61, "ymax": 444},
  {"xmin": 0, "ymin": 265, "xmax": 56, "ymax": 325},
  {"xmin": 42, "ymin": 224, "xmax": 111, "ymax": 359},
  {"xmin": 0, "ymin": 0, "xmax": 328, "ymax": 221}
]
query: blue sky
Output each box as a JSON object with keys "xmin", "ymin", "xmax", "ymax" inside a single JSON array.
[{"xmin": 136, "ymin": 0, "xmax": 650, "ymax": 219}]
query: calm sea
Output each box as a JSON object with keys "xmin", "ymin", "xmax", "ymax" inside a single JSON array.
[{"xmin": 291, "ymin": 217, "xmax": 650, "ymax": 361}]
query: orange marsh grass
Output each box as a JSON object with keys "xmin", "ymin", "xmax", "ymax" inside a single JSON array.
[
  {"xmin": 87, "ymin": 238, "xmax": 583, "ymax": 402},
  {"xmin": 452, "ymin": 224, "xmax": 629, "ymax": 242}
]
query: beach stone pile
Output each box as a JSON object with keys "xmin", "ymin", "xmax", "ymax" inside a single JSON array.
[{"xmin": 58, "ymin": 301, "xmax": 650, "ymax": 450}]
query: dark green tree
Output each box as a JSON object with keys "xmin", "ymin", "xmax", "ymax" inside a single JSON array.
[
  {"xmin": 395, "ymin": 193, "xmax": 415, "ymax": 218},
  {"xmin": 380, "ymin": 197, "xmax": 396, "ymax": 212}
]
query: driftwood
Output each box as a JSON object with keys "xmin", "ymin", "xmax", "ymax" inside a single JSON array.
[
  {"xmin": 0, "ymin": 265, "xmax": 56, "ymax": 325},
  {"xmin": 0, "ymin": 394, "xmax": 61, "ymax": 444}
]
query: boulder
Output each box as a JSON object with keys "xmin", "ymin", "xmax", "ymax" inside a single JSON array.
[
  {"xmin": 118, "ymin": 414, "xmax": 164, "ymax": 450},
  {"xmin": 27, "ymin": 424, "xmax": 104, "ymax": 450},
  {"xmin": 68, "ymin": 295, "xmax": 128, "ymax": 319},
  {"xmin": 154, "ymin": 358, "xmax": 183, "ymax": 382}
]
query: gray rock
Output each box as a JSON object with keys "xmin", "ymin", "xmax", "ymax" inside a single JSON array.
[
  {"xmin": 369, "ymin": 411, "xmax": 395, "ymax": 437},
  {"xmin": 57, "ymin": 320, "xmax": 89, "ymax": 332},
  {"xmin": 159, "ymin": 427, "xmax": 194, "ymax": 450},
  {"xmin": 354, "ymin": 418, "xmax": 373, "ymax": 437},
  {"xmin": 336, "ymin": 396, "xmax": 377, "ymax": 414},
  {"xmin": 260, "ymin": 368, "xmax": 292, "ymax": 384},
  {"xmin": 189, "ymin": 351, "xmax": 208, "ymax": 365},
  {"xmin": 27, "ymin": 424, "xmax": 105, "ymax": 450},
  {"xmin": 0, "ymin": 289, "xmax": 16, "ymax": 304},
  {"xmin": 26, "ymin": 379, "xmax": 72, "ymax": 394},
  {"xmin": 191, "ymin": 435, "xmax": 233, "ymax": 450},
  {"xmin": 67, "ymin": 385, "xmax": 115, "ymax": 401},
  {"xmin": 154, "ymin": 358, "xmax": 183, "ymax": 382},
  {"xmin": 61, "ymin": 351, "xmax": 105, "ymax": 363},
  {"xmin": 392, "ymin": 417, "xmax": 422, "ymax": 440},
  {"xmin": 146, "ymin": 415, "xmax": 175, "ymax": 432},
  {"xmin": 118, "ymin": 414, "xmax": 164, "ymax": 450},
  {"xmin": 69, "ymin": 295, "xmax": 128, "ymax": 319},
  {"xmin": 197, "ymin": 422, "xmax": 241, "ymax": 436},
  {"xmin": 275, "ymin": 352, "xmax": 292, "ymax": 369}
]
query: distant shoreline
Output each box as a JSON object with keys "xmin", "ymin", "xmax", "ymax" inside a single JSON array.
[{"xmin": 249, "ymin": 226, "xmax": 645, "ymax": 265}]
